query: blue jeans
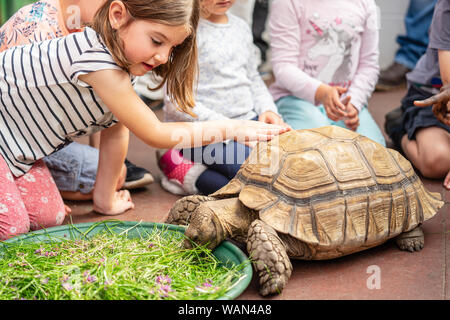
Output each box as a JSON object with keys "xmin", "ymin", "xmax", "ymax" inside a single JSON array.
[
  {"xmin": 395, "ymin": 0, "xmax": 437, "ymax": 70},
  {"xmin": 182, "ymin": 141, "xmax": 252, "ymax": 195},
  {"xmin": 43, "ymin": 142, "xmax": 99, "ymax": 193},
  {"xmin": 276, "ymin": 95, "xmax": 386, "ymax": 146}
]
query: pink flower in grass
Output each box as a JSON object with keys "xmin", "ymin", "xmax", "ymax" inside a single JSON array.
[
  {"xmin": 62, "ymin": 283, "xmax": 73, "ymax": 291},
  {"xmin": 156, "ymin": 275, "xmax": 172, "ymax": 285},
  {"xmin": 155, "ymin": 275, "xmax": 174, "ymax": 298}
]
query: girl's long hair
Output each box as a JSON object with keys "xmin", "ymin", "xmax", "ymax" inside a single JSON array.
[{"xmin": 92, "ymin": 0, "xmax": 199, "ymax": 116}]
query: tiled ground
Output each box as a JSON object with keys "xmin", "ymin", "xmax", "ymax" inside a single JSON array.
[{"xmin": 65, "ymin": 86, "xmax": 449, "ymax": 300}]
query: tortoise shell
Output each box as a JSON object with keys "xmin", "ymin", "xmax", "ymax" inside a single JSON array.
[{"xmin": 211, "ymin": 126, "xmax": 443, "ymax": 258}]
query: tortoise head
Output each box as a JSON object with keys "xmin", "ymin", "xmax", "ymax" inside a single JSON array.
[{"xmin": 183, "ymin": 203, "xmax": 226, "ymax": 250}]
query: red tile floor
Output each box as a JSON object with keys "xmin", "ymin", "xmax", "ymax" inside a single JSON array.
[{"xmin": 65, "ymin": 86, "xmax": 449, "ymax": 300}]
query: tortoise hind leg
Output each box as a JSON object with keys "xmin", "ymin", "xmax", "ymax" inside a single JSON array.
[
  {"xmin": 247, "ymin": 220, "xmax": 292, "ymax": 296},
  {"xmin": 396, "ymin": 226, "xmax": 424, "ymax": 252},
  {"xmin": 165, "ymin": 195, "xmax": 216, "ymax": 225}
]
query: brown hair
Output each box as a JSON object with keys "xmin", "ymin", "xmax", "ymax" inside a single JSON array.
[{"xmin": 91, "ymin": 0, "xmax": 199, "ymax": 116}]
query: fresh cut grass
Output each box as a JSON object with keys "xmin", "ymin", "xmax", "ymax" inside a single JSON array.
[{"xmin": 0, "ymin": 222, "xmax": 246, "ymax": 300}]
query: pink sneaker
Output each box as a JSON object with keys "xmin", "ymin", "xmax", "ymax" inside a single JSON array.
[{"xmin": 157, "ymin": 149, "xmax": 207, "ymax": 195}]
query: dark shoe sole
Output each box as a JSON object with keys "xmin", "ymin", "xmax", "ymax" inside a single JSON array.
[
  {"xmin": 375, "ymin": 82, "xmax": 407, "ymax": 92},
  {"xmin": 122, "ymin": 173, "xmax": 154, "ymax": 189}
]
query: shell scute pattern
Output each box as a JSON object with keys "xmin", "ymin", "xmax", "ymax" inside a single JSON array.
[{"xmin": 216, "ymin": 126, "xmax": 443, "ymax": 254}]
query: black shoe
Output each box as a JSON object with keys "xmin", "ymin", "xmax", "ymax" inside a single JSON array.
[
  {"xmin": 384, "ymin": 106, "xmax": 403, "ymax": 134},
  {"xmin": 376, "ymin": 62, "xmax": 411, "ymax": 91},
  {"xmin": 123, "ymin": 159, "xmax": 154, "ymax": 190},
  {"xmin": 384, "ymin": 109, "xmax": 406, "ymax": 153}
]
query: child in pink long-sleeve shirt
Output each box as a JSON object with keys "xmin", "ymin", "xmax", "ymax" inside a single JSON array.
[{"xmin": 269, "ymin": 0, "xmax": 385, "ymax": 146}]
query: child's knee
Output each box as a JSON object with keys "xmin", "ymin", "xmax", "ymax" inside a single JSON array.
[
  {"xmin": 419, "ymin": 146, "xmax": 450, "ymax": 178},
  {"xmin": 0, "ymin": 206, "xmax": 30, "ymax": 241},
  {"xmin": 15, "ymin": 160, "xmax": 66, "ymax": 230},
  {"xmin": 27, "ymin": 198, "xmax": 66, "ymax": 231},
  {"xmin": 0, "ymin": 158, "xmax": 31, "ymax": 239}
]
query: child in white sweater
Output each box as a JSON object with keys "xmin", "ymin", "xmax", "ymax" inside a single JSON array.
[{"xmin": 159, "ymin": 0, "xmax": 287, "ymax": 195}]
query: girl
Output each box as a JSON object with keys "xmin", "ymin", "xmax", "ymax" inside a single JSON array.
[
  {"xmin": 0, "ymin": 0, "xmax": 287, "ymax": 240},
  {"xmin": 0, "ymin": 0, "xmax": 154, "ymax": 200},
  {"xmin": 268, "ymin": 0, "xmax": 386, "ymax": 146},
  {"xmin": 158, "ymin": 0, "xmax": 287, "ymax": 196}
]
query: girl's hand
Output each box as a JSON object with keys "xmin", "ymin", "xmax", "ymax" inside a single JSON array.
[
  {"xmin": 233, "ymin": 120, "xmax": 290, "ymax": 143},
  {"xmin": 258, "ymin": 111, "xmax": 284, "ymax": 125},
  {"xmin": 414, "ymin": 84, "xmax": 450, "ymax": 126},
  {"xmin": 315, "ymin": 84, "xmax": 348, "ymax": 121},
  {"xmin": 243, "ymin": 112, "xmax": 291, "ymax": 147},
  {"xmin": 341, "ymin": 97, "xmax": 359, "ymax": 131},
  {"xmin": 258, "ymin": 111, "xmax": 291, "ymax": 132},
  {"xmin": 93, "ymin": 190, "xmax": 135, "ymax": 216}
]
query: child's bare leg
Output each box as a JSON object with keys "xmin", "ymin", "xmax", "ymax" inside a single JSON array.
[{"xmin": 401, "ymin": 126, "xmax": 450, "ymax": 179}]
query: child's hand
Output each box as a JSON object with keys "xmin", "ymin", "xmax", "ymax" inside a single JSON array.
[
  {"xmin": 315, "ymin": 84, "xmax": 348, "ymax": 121},
  {"xmin": 258, "ymin": 111, "xmax": 283, "ymax": 125},
  {"xmin": 414, "ymin": 84, "xmax": 450, "ymax": 126},
  {"xmin": 93, "ymin": 190, "xmax": 135, "ymax": 216},
  {"xmin": 233, "ymin": 120, "xmax": 290, "ymax": 143},
  {"xmin": 258, "ymin": 111, "xmax": 291, "ymax": 131},
  {"xmin": 341, "ymin": 97, "xmax": 359, "ymax": 131}
]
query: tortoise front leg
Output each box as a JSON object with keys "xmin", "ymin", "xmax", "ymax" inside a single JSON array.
[
  {"xmin": 396, "ymin": 226, "xmax": 424, "ymax": 252},
  {"xmin": 247, "ymin": 220, "xmax": 292, "ymax": 296},
  {"xmin": 165, "ymin": 195, "xmax": 216, "ymax": 226}
]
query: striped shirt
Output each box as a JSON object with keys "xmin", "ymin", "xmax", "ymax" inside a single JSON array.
[{"xmin": 0, "ymin": 27, "xmax": 123, "ymax": 177}]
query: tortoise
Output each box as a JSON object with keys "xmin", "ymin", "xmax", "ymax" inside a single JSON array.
[{"xmin": 166, "ymin": 126, "xmax": 444, "ymax": 296}]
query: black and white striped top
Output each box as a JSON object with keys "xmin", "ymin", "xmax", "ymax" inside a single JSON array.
[{"xmin": 0, "ymin": 27, "xmax": 124, "ymax": 177}]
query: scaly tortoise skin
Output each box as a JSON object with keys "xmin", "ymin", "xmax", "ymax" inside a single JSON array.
[{"xmin": 166, "ymin": 126, "xmax": 444, "ymax": 296}]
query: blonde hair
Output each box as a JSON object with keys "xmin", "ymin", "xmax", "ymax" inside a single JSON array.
[{"xmin": 92, "ymin": 0, "xmax": 199, "ymax": 116}]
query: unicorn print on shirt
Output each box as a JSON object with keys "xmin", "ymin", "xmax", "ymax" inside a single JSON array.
[{"xmin": 307, "ymin": 16, "xmax": 359, "ymax": 85}]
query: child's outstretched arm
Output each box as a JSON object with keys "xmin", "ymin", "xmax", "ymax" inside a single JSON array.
[{"xmin": 80, "ymin": 70, "xmax": 289, "ymax": 149}]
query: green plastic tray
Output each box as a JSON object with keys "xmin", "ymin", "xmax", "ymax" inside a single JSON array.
[{"xmin": 1, "ymin": 220, "xmax": 253, "ymax": 300}]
